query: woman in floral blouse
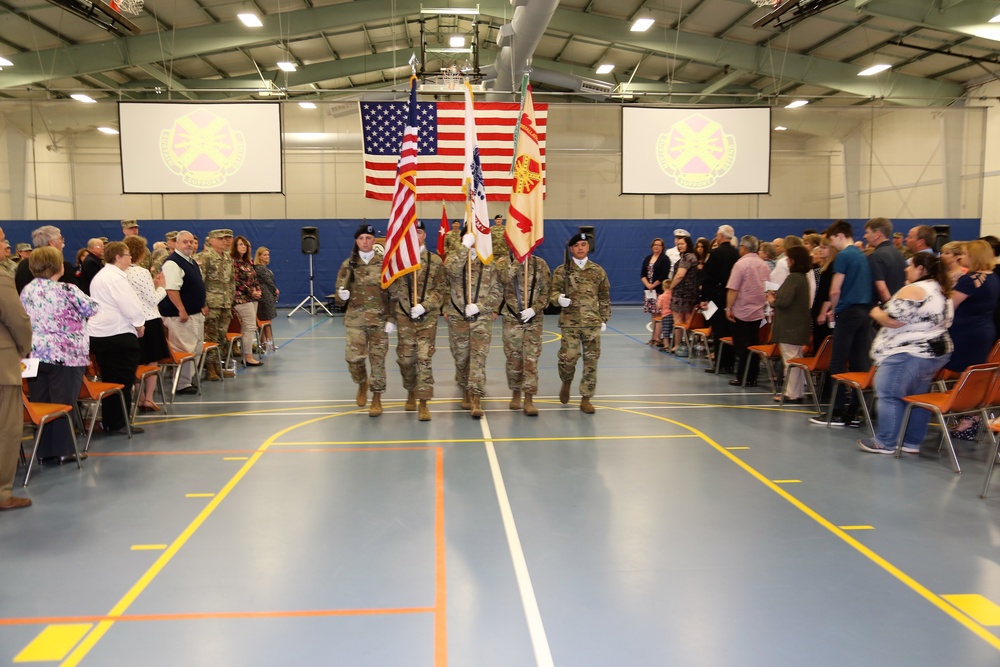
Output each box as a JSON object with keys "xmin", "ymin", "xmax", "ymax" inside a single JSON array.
[
  {"xmin": 231, "ymin": 235, "xmax": 262, "ymax": 366},
  {"xmin": 20, "ymin": 246, "xmax": 98, "ymax": 460}
]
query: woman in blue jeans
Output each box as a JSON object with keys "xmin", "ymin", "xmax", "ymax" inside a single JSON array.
[{"xmin": 859, "ymin": 253, "xmax": 954, "ymax": 455}]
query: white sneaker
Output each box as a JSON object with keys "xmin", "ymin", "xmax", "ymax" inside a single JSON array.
[
  {"xmin": 900, "ymin": 444, "xmax": 920, "ymax": 454},
  {"xmin": 857, "ymin": 438, "xmax": 893, "ymax": 454}
]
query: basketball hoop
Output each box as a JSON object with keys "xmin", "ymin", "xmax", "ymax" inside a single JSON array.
[
  {"xmin": 110, "ymin": 0, "xmax": 144, "ymax": 16},
  {"xmin": 441, "ymin": 66, "xmax": 462, "ymax": 91}
]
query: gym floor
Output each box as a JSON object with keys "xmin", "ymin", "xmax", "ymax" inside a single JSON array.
[{"xmin": 2, "ymin": 307, "xmax": 999, "ymax": 666}]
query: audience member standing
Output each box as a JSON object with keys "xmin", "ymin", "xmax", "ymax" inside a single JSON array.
[
  {"xmin": 906, "ymin": 225, "xmax": 937, "ymax": 259},
  {"xmin": 725, "ymin": 235, "xmax": 770, "ymax": 388},
  {"xmin": 0, "ymin": 266, "xmax": 32, "ymax": 510},
  {"xmin": 668, "ymin": 233, "xmax": 699, "ymax": 353},
  {"xmin": 810, "ymin": 221, "xmax": 872, "ymax": 427},
  {"xmin": 700, "ymin": 225, "xmax": 739, "ymax": 373},
  {"xmin": 201, "ymin": 229, "xmax": 236, "ymax": 381},
  {"xmin": 77, "ymin": 238, "xmax": 105, "ymax": 295},
  {"xmin": 123, "ymin": 236, "xmax": 170, "ymax": 412},
  {"xmin": 945, "ymin": 239, "xmax": 999, "ymax": 374},
  {"xmin": 232, "ymin": 235, "xmax": 263, "ymax": 367},
  {"xmin": 158, "ymin": 231, "xmax": 207, "ymax": 395},
  {"xmin": 768, "ymin": 246, "xmax": 813, "ymax": 403},
  {"xmin": 15, "ymin": 226, "xmax": 76, "ymax": 293},
  {"xmin": 640, "ymin": 238, "xmax": 670, "ymax": 347},
  {"xmin": 811, "ymin": 238, "xmax": 839, "ymax": 352},
  {"xmin": 864, "ymin": 217, "xmax": 906, "ymax": 305}
]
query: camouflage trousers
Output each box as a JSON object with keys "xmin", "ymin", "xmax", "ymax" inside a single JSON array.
[
  {"xmin": 558, "ymin": 326, "xmax": 601, "ymax": 398},
  {"xmin": 502, "ymin": 316, "xmax": 543, "ymax": 394},
  {"xmin": 204, "ymin": 306, "xmax": 232, "ymax": 364},
  {"xmin": 395, "ymin": 315, "xmax": 438, "ymax": 399},
  {"xmin": 447, "ymin": 315, "xmax": 493, "ymax": 396},
  {"xmin": 345, "ymin": 325, "xmax": 388, "ymax": 392}
]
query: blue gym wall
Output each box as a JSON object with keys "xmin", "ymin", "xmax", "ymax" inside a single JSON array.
[{"xmin": 1, "ymin": 218, "xmax": 981, "ymax": 307}]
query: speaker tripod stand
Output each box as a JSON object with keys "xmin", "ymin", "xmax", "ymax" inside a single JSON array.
[{"xmin": 288, "ymin": 254, "xmax": 333, "ymax": 317}]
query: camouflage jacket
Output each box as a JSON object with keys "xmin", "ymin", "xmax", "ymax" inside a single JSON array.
[
  {"xmin": 337, "ymin": 252, "xmax": 390, "ymax": 327},
  {"xmin": 387, "ymin": 249, "xmax": 445, "ymax": 318},
  {"xmin": 491, "ymin": 224, "xmax": 510, "ymax": 256},
  {"xmin": 497, "ymin": 254, "xmax": 551, "ymax": 320},
  {"xmin": 0, "ymin": 258, "xmax": 16, "ymax": 278},
  {"xmin": 443, "ymin": 249, "xmax": 503, "ymax": 319},
  {"xmin": 200, "ymin": 249, "xmax": 235, "ymax": 309},
  {"xmin": 550, "ymin": 259, "xmax": 611, "ymax": 327},
  {"xmin": 443, "ymin": 229, "xmax": 463, "ymax": 259}
]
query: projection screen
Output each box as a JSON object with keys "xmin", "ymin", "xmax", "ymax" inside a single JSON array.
[
  {"xmin": 621, "ymin": 107, "xmax": 771, "ymax": 195},
  {"xmin": 119, "ymin": 102, "xmax": 283, "ymax": 194}
]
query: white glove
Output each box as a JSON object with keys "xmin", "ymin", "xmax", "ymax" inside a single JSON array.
[
  {"xmin": 557, "ymin": 294, "xmax": 571, "ymax": 308},
  {"xmin": 464, "ymin": 303, "xmax": 480, "ymax": 318},
  {"xmin": 337, "ymin": 288, "xmax": 350, "ymax": 301},
  {"xmin": 520, "ymin": 307, "xmax": 536, "ymax": 323},
  {"xmin": 384, "ymin": 321, "xmax": 397, "ymax": 334},
  {"xmin": 410, "ymin": 304, "xmax": 426, "ymax": 319},
  {"xmin": 461, "ymin": 233, "xmax": 475, "ymax": 249},
  {"xmin": 601, "ymin": 322, "xmax": 607, "ymax": 332}
]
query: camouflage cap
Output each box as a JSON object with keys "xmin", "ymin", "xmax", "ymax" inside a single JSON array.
[
  {"xmin": 165, "ymin": 231, "xmax": 179, "ymax": 241},
  {"xmin": 98, "ymin": 237, "xmax": 109, "ymax": 243},
  {"xmin": 15, "ymin": 243, "xmax": 31, "ymax": 252},
  {"xmin": 354, "ymin": 223, "xmax": 376, "ymax": 239},
  {"xmin": 121, "ymin": 219, "xmax": 138, "ymax": 229},
  {"xmin": 208, "ymin": 229, "xmax": 234, "ymax": 239}
]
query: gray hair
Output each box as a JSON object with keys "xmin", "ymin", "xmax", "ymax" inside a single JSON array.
[
  {"xmin": 32, "ymin": 225, "xmax": 61, "ymax": 248},
  {"xmin": 717, "ymin": 224, "xmax": 735, "ymax": 240},
  {"xmin": 740, "ymin": 235, "xmax": 759, "ymax": 253}
]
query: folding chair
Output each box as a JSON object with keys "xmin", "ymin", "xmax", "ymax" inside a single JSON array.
[
  {"xmin": 823, "ymin": 366, "xmax": 878, "ymax": 438},
  {"xmin": 130, "ymin": 364, "xmax": 166, "ymax": 423},
  {"xmin": 743, "ymin": 343, "xmax": 782, "ymax": 393},
  {"xmin": 256, "ymin": 318, "xmax": 274, "ymax": 356},
  {"xmin": 780, "ymin": 335, "xmax": 832, "ymax": 413},
  {"xmin": 893, "ymin": 362, "xmax": 1000, "ymax": 473},
  {"xmin": 732, "ymin": 321, "xmax": 773, "ymax": 388},
  {"xmin": 21, "ymin": 390, "xmax": 81, "ymax": 486},
  {"xmin": 198, "ymin": 341, "xmax": 222, "ymax": 383},
  {"xmin": 78, "ymin": 376, "xmax": 130, "ymax": 453},
  {"xmin": 689, "ymin": 322, "xmax": 711, "ymax": 365},
  {"xmin": 224, "ymin": 314, "xmax": 244, "ymax": 370},
  {"xmin": 158, "ymin": 341, "xmax": 200, "ymax": 402},
  {"xmin": 979, "ymin": 376, "xmax": 1000, "ymax": 497},
  {"xmin": 672, "ymin": 311, "xmax": 706, "ymax": 355}
]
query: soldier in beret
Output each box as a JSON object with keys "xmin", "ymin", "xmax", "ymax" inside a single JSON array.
[
  {"xmin": 498, "ymin": 250, "xmax": 551, "ymax": 416},
  {"xmin": 388, "ymin": 220, "xmax": 445, "ymax": 421},
  {"xmin": 550, "ymin": 232, "xmax": 611, "ymax": 414},
  {"xmin": 201, "ymin": 229, "xmax": 235, "ymax": 381},
  {"xmin": 337, "ymin": 224, "xmax": 391, "ymax": 417}
]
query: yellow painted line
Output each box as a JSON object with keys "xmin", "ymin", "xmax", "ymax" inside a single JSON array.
[
  {"xmin": 59, "ymin": 407, "xmax": 362, "ymax": 667},
  {"xmin": 185, "ymin": 493, "xmax": 215, "ymax": 498},
  {"xmin": 726, "ymin": 446, "xmax": 750, "ymax": 450},
  {"xmin": 599, "ymin": 404, "xmax": 1000, "ymax": 653},
  {"xmin": 839, "ymin": 525, "xmax": 875, "ymax": 531},
  {"xmin": 14, "ymin": 624, "xmax": 92, "ymax": 662},
  {"xmin": 223, "ymin": 456, "xmax": 249, "ymax": 461},
  {"xmin": 943, "ymin": 595, "xmax": 1000, "ymax": 625},
  {"xmin": 772, "ymin": 479, "xmax": 802, "ymax": 484},
  {"xmin": 130, "ymin": 545, "xmax": 167, "ymax": 551},
  {"xmin": 274, "ymin": 434, "xmax": 697, "ymax": 446}
]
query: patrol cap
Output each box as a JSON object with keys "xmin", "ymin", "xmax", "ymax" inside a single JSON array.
[
  {"xmin": 16, "ymin": 243, "xmax": 31, "ymax": 252},
  {"xmin": 354, "ymin": 223, "xmax": 376, "ymax": 239},
  {"xmin": 98, "ymin": 237, "xmax": 109, "ymax": 243},
  {"xmin": 567, "ymin": 232, "xmax": 590, "ymax": 247},
  {"xmin": 166, "ymin": 231, "xmax": 179, "ymax": 241},
  {"xmin": 673, "ymin": 228, "xmax": 690, "ymax": 238},
  {"xmin": 208, "ymin": 229, "xmax": 234, "ymax": 239},
  {"xmin": 121, "ymin": 219, "xmax": 138, "ymax": 229},
  {"xmin": 415, "ymin": 220, "xmax": 425, "ymax": 231}
]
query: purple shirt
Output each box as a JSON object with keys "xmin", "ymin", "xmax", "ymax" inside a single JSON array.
[
  {"xmin": 726, "ymin": 252, "xmax": 770, "ymax": 321},
  {"xmin": 19, "ymin": 278, "xmax": 99, "ymax": 366}
]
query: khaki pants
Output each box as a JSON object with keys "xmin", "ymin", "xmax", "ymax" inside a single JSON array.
[{"xmin": 0, "ymin": 384, "xmax": 22, "ymax": 502}]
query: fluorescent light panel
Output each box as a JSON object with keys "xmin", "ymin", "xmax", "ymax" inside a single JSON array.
[
  {"xmin": 774, "ymin": 126, "xmax": 787, "ymax": 131},
  {"xmin": 97, "ymin": 127, "xmax": 119, "ymax": 135},
  {"xmin": 0, "ymin": 57, "xmax": 11, "ymax": 67},
  {"xmin": 785, "ymin": 100, "xmax": 808, "ymax": 109},
  {"xmin": 449, "ymin": 36, "xmax": 465, "ymax": 47},
  {"xmin": 277, "ymin": 61, "xmax": 296, "ymax": 72},
  {"xmin": 991, "ymin": 13, "xmax": 1000, "ymax": 23},
  {"xmin": 238, "ymin": 13, "xmax": 262, "ymax": 27},
  {"xmin": 631, "ymin": 18, "xmax": 654, "ymax": 32},
  {"xmin": 71, "ymin": 94, "xmax": 95, "ymax": 103},
  {"xmin": 299, "ymin": 102, "xmax": 316, "ymax": 109},
  {"xmin": 858, "ymin": 64, "xmax": 891, "ymax": 76},
  {"xmin": 596, "ymin": 64, "xmax": 614, "ymax": 74}
]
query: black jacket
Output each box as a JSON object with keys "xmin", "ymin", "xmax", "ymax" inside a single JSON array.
[
  {"xmin": 699, "ymin": 242, "xmax": 739, "ymax": 305},
  {"xmin": 640, "ymin": 254, "xmax": 671, "ymax": 295}
]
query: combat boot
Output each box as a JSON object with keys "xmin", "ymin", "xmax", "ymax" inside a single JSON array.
[
  {"xmin": 418, "ymin": 399, "xmax": 431, "ymax": 421},
  {"xmin": 580, "ymin": 396, "xmax": 595, "ymax": 414},
  {"xmin": 523, "ymin": 394, "xmax": 538, "ymax": 416},
  {"xmin": 205, "ymin": 361, "xmax": 221, "ymax": 382},
  {"xmin": 509, "ymin": 390, "xmax": 522, "ymax": 410},
  {"xmin": 461, "ymin": 391, "xmax": 472, "ymax": 410},
  {"xmin": 356, "ymin": 380, "xmax": 368, "ymax": 407},
  {"xmin": 369, "ymin": 392, "xmax": 383, "ymax": 417},
  {"xmin": 559, "ymin": 382, "xmax": 571, "ymax": 404},
  {"xmin": 404, "ymin": 391, "xmax": 417, "ymax": 411},
  {"xmin": 470, "ymin": 394, "xmax": 484, "ymax": 419}
]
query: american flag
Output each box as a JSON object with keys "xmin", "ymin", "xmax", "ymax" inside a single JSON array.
[
  {"xmin": 361, "ymin": 100, "xmax": 547, "ymax": 201},
  {"xmin": 380, "ymin": 77, "xmax": 422, "ymax": 289}
]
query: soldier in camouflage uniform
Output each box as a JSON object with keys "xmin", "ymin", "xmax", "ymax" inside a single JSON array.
[
  {"xmin": 201, "ymin": 229, "xmax": 236, "ymax": 381},
  {"xmin": 549, "ymin": 231, "xmax": 611, "ymax": 414},
  {"xmin": 121, "ymin": 219, "xmax": 152, "ymax": 269},
  {"xmin": 443, "ymin": 220, "xmax": 465, "ymax": 259},
  {"xmin": 387, "ymin": 221, "xmax": 445, "ymax": 421},
  {"xmin": 491, "ymin": 214, "xmax": 510, "ymax": 256},
  {"xmin": 337, "ymin": 224, "xmax": 391, "ymax": 417},
  {"xmin": 443, "ymin": 233, "xmax": 503, "ymax": 419},
  {"xmin": 499, "ymin": 252, "xmax": 551, "ymax": 416},
  {"xmin": 151, "ymin": 231, "xmax": 178, "ymax": 277},
  {"xmin": 0, "ymin": 232, "xmax": 15, "ymax": 278}
]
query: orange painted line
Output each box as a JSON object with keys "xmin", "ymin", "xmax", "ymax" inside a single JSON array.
[
  {"xmin": 87, "ymin": 446, "xmax": 438, "ymax": 457},
  {"xmin": 0, "ymin": 606, "xmax": 433, "ymax": 627},
  {"xmin": 434, "ymin": 446, "xmax": 448, "ymax": 667}
]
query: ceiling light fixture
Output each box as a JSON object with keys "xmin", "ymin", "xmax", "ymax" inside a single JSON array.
[
  {"xmin": 299, "ymin": 102, "xmax": 317, "ymax": 109},
  {"xmin": 71, "ymin": 94, "xmax": 96, "ymax": 103},
  {"xmin": 774, "ymin": 126, "xmax": 788, "ymax": 131},
  {"xmin": 596, "ymin": 64, "xmax": 614, "ymax": 74},
  {"xmin": 97, "ymin": 127, "xmax": 119, "ymax": 135},
  {"xmin": 858, "ymin": 64, "xmax": 891, "ymax": 76},
  {"xmin": 238, "ymin": 13, "xmax": 263, "ymax": 27},
  {"xmin": 631, "ymin": 18, "xmax": 655, "ymax": 32},
  {"xmin": 0, "ymin": 57, "xmax": 12, "ymax": 67},
  {"xmin": 449, "ymin": 36, "xmax": 465, "ymax": 47},
  {"xmin": 277, "ymin": 61, "xmax": 296, "ymax": 72},
  {"xmin": 785, "ymin": 100, "xmax": 808, "ymax": 109},
  {"xmin": 991, "ymin": 13, "xmax": 1000, "ymax": 23}
]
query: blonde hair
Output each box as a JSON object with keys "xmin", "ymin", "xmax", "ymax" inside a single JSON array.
[
  {"xmin": 28, "ymin": 246, "xmax": 63, "ymax": 278},
  {"xmin": 964, "ymin": 239, "xmax": 995, "ymax": 272},
  {"xmin": 254, "ymin": 246, "xmax": 270, "ymax": 265}
]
